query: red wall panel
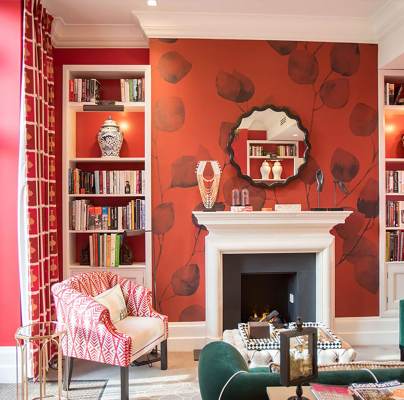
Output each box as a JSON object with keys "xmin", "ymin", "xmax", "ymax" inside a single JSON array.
[
  {"xmin": 150, "ymin": 39, "xmax": 379, "ymax": 320},
  {"xmin": 0, "ymin": 0, "xmax": 22, "ymax": 345}
]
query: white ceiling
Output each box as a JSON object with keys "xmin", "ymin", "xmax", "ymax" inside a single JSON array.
[
  {"xmin": 44, "ymin": 0, "xmax": 404, "ymax": 67},
  {"xmin": 44, "ymin": 0, "xmax": 386, "ymax": 24}
]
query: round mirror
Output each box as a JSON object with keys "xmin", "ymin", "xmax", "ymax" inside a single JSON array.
[{"xmin": 227, "ymin": 105, "xmax": 310, "ymax": 188}]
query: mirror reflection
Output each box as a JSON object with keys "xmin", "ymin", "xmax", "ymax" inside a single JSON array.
[{"xmin": 229, "ymin": 105, "xmax": 309, "ymax": 188}]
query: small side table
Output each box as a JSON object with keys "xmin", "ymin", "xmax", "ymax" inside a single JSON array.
[{"xmin": 15, "ymin": 322, "xmax": 66, "ymax": 400}]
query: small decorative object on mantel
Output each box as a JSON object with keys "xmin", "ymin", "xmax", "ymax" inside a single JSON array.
[
  {"xmin": 311, "ymin": 169, "xmax": 326, "ymax": 211},
  {"xmin": 98, "ymin": 116, "xmax": 124, "ymax": 158},
  {"xmin": 196, "ymin": 160, "xmax": 221, "ymax": 211},
  {"xmin": 231, "ymin": 188, "xmax": 253, "ymax": 212},
  {"xmin": 280, "ymin": 317, "xmax": 318, "ymax": 400},
  {"xmin": 275, "ymin": 204, "xmax": 302, "ymax": 212},
  {"xmin": 272, "ymin": 160, "xmax": 283, "ymax": 180},
  {"xmin": 231, "ymin": 188, "xmax": 241, "ymax": 206},
  {"xmin": 260, "ymin": 160, "xmax": 271, "ymax": 180}
]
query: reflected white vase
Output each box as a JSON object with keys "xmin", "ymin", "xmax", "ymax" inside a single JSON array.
[
  {"xmin": 272, "ymin": 160, "xmax": 283, "ymax": 180},
  {"xmin": 260, "ymin": 160, "xmax": 271, "ymax": 180}
]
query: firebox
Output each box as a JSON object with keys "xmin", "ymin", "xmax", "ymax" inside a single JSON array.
[{"xmin": 223, "ymin": 253, "xmax": 316, "ymax": 331}]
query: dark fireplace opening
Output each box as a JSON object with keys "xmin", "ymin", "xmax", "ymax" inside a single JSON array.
[
  {"xmin": 223, "ymin": 253, "xmax": 316, "ymax": 331},
  {"xmin": 241, "ymin": 272, "xmax": 297, "ymax": 323}
]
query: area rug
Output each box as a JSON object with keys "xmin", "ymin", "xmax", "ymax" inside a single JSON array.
[
  {"xmin": 0, "ymin": 379, "xmax": 107, "ymax": 399},
  {"xmin": 101, "ymin": 374, "xmax": 201, "ymax": 399}
]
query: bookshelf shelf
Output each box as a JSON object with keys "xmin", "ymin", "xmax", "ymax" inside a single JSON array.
[
  {"xmin": 69, "ymin": 262, "xmax": 146, "ymax": 270},
  {"xmin": 68, "ymin": 101, "xmax": 145, "ymax": 112},
  {"xmin": 384, "ymin": 105, "xmax": 404, "ymax": 111},
  {"xmin": 68, "ymin": 194, "xmax": 145, "ymax": 198},
  {"xmin": 386, "ymin": 158, "xmax": 404, "ymax": 163},
  {"xmin": 69, "ymin": 229, "xmax": 145, "ymax": 234},
  {"xmin": 63, "ymin": 64, "xmax": 151, "ymax": 288},
  {"xmin": 69, "ymin": 157, "xmax": 145, "ymax": 163}
]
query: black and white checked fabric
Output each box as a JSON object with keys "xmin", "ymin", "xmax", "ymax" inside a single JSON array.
[{"xmin": 238, "ymin": 322, "xmax": 342, "ymax": 351}]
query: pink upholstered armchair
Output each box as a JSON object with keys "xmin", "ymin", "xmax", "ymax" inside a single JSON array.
[{"xmin": 52, "ymin": 271, "xmax": 168, "ymax": 400}]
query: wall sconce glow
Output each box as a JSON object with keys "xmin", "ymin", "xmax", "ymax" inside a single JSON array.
[
  {"xmin": 147, "ymin": 0, "xmax": 157, "ymax": 6},
  {"xmin": 120, "ymin": 121, "xmax": 129, "ymax": 132},
  {"xmin": 385, "ymin": 123, "xmax": 395, "ymax": 133}
]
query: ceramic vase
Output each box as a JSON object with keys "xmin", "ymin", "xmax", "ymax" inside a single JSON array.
[
  {"xmin": 98, "ymin": 116, "xmax": 123, "ymax": 158},
  {"xmin": 260, "ymin": 160, "xmax": 271, "ymax": 180},
  {"xmin": 272, "ymin": 160, "xmax": 283, "ymax": 180}
]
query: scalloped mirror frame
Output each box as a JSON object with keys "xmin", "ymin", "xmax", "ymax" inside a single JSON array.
[{"xmin": 227, "ymin": 104, "xmax": 311, "ymax": 189}]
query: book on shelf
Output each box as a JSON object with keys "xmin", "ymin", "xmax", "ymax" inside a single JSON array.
[
  {"xmin": 120, "ymin": 78, "xmax": 145, "ymax": 102},
  {"xmin": 385, "ymin": 82, "xmax": 404, "ymax": 105},
  {"xmin": 386, "ymin": 170, "xmax": 404, "ymax": 193},
  {"xmin": 87, "ymin": 233, "xmax": 123, "ymax": 267},
  {"xmin": 386, "ymin": 200, "xmax": 404, "ymax": 227},
  {"xmin": 68, "ymin": 168, "xmax": 145, "ymax": 195},
  {"xmin": 386, "ymin": 230, "xmax": 404, "ymax": 261},
  {"xmin": 69, "ymin": 78, "xmax": 100, "ymax": 103},
  {"xmin": 70, "ymin": 199, "xmax": 145, "ymax": 231}
]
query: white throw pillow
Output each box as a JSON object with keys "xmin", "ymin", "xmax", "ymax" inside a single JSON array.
[{"xmin": 93, "ymin": 284, "xmax": 128, "ymax": 323}]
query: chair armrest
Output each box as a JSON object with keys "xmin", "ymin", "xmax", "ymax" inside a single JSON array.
[{"xmin": 119, "ymin": 277, "xmax": 168, "ymax": 325}]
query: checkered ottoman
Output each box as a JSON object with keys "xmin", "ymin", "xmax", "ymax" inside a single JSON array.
[{"xmin": 223, "ymin": 328, "xmax": 357, "ymax": 369}]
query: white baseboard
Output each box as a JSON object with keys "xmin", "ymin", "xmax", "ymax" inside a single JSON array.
[
  {"xmin": 167, "ymin": 322, "xmax": 207, "ymax": 352},
  {"xmin": 0, "ymin": 346, "xmax": 17, "ymax": 383},
  {"xmin": 335, "ymin": 316, "xmax": 399, "ymax": 346}
]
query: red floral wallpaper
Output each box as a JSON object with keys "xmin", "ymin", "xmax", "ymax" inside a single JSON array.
[{"xmin": 150, "ymin": 39, "xmax": 379, "ymax": 320}]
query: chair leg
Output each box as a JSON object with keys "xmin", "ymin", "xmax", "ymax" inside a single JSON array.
[
  {"xmin": 161, "ymin": 339, "xmax": 168, "ymax": 370},
  {"xmin": 63, "ymin": 356, "xmax": 73, "ymax": 391},
  {"xmin": 120, "ymin": 366, "xmax": 129, "ymax": 400},
  {"xmin": 400, "ymin": 346, "xmax": 404, "ymax": 362}
]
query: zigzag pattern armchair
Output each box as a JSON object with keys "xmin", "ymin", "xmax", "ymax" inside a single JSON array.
[{"xmin": 52, "ymin": 271, "xmax": 168, "ymax": 400}]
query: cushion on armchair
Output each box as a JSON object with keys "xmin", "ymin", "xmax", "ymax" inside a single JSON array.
[
  {"xmin": 93, "ymin": 283, "xmax": 128, "ymax": 323},
  {"xmin": 115, "ymin": 316, "xmax": 165, "ymax": 359}
]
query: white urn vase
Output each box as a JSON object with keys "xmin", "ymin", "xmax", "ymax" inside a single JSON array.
[
  {"xmin": 260, "ymin": 160, "xmax": 271, "ymax": 180},
  {"xmin": 272, "ymin": 160, "xmax": 283, "ymax": 180}
]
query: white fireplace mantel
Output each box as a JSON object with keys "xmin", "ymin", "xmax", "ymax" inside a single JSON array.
[{"xmin": 193, "ymin": 210, "xmax": 352, "ymax": 341}]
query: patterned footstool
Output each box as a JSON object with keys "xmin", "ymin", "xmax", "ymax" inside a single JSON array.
[{"xmin": 223, "ymin": 328, "xmax": 357, "ymax": 368}]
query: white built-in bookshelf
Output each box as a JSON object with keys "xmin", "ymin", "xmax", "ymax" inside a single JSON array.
[
  {"xmin": 379, "ymin": 69, "xmax": 404, "ymax": 316},
  {"xmin": 62, "ymin": 65, "xmax": 152, "ymax": 288}
]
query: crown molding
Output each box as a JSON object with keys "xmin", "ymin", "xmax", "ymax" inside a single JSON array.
[
  {"xmin": 134, "ymin": 11, "xmax": 377, "ymax": 44},
  {"xmin": 52, "ymin": 17, "xmax": 148, "ymax": 48}
]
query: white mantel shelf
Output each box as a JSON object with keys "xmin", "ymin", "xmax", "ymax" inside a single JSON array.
[
  {"xmin": 192, "ymin": 210, "xmax": 352, "ymax": 341},
  {"xmin": 192, "ymin": 210, "xmax": 352, "ymax": 232}
]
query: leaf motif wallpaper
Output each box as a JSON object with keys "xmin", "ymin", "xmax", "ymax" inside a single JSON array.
[{"xmin": 150, "ymin": 39, "xmax": 379, "ymax": 320}]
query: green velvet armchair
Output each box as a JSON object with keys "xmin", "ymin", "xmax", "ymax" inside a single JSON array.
[{"xmin": 198, "ymin": 341, "xmax": 404, "ymax": 400}]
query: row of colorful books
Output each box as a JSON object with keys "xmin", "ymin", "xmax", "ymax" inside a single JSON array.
[
  {"xmin": 386, "ymin": 200, "xmax": 404, "ymax": 227},
  {"xmin": 69, "ymin": 78, "xmax": 100, "ymax": 103},
  {"xmin": 120, "ymin": 78, "xmax": 145, "ymax": 102},
  {"xmin": 386, "ymin": 170, "xmax": 404, "ymax": 193},
  {"xmin": 386, "ymin": 230, "xmax": 404, "ymax": 261},
  {"xmin": 70, "ymin": 199, "xmax": 145, "ymax": 231},
  {"xmin": 385, "ymin": 82, "xmax": 404, "ymax": 105},
  {"xmin": 68, "ymin": 168, "xmax": 144, "ymax": 195},
  {"xmin": 87, "ymin": 233, "xmax": 123, "ymax": 267}
]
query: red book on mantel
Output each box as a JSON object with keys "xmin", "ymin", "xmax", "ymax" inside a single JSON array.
[{"xmin": 310, "ymin": 383, "xmax": 352, "ymax": 400}]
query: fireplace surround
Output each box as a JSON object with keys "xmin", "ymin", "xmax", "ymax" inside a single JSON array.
[{"xmin": 193, "ymin": 211, "xmax": 351, "ymax": 341}]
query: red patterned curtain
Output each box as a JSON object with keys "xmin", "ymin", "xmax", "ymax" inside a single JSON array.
[{"xmin": 23, "ymin": 0, "xmax": 59, "ymax": 376}]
